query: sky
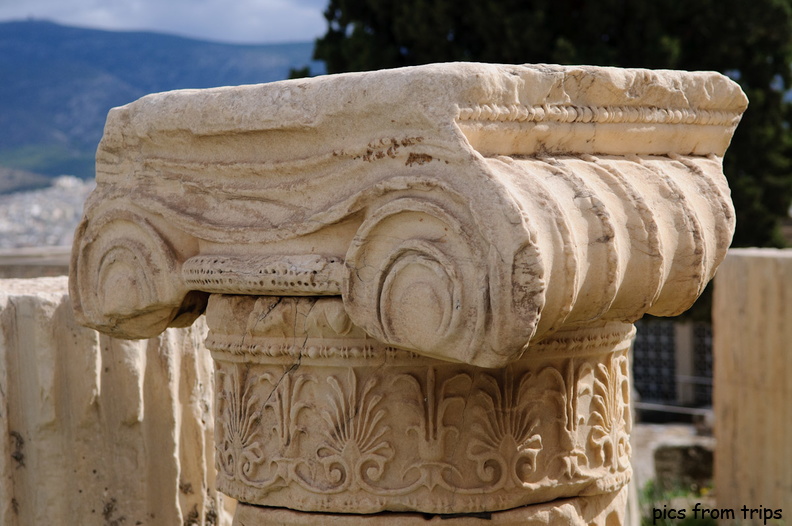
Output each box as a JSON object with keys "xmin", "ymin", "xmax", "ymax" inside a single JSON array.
[{"xmin": 0, "ymin": 0, "xmax": 328, "ymax": 44}]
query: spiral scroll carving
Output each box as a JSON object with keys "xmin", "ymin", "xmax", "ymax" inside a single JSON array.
[
  {"xmin": 517, "ymin": 154, "xmax": 734, "ymax": 326},
  {"xmin": 70, "ymin": 206, "xmax": 195, "ymax": 339},
  {"xmin": 70, "ymin": 63, "xmax": 744, "ymax": 370},
  {"xmin": 338, "ymin": 153, "xmax": 733, "ymax": 366},
  {"xmin": 342, "ymin": 196, "xmax": 540, "ymax": 367},
  {"xmin": 519, "ymin": 153, "xmax": 734, "ymax": 330}
]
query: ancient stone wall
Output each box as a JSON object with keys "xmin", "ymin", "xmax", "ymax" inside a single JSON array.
[
  {"xmin": 713, "ymin": 249, "xmax": 792, "ymax": 522},
  {"xmin": 0, "ymin": 277, "xmax": 232, "ymax": 526}
]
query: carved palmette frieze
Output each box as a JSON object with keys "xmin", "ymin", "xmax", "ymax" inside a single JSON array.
[
  {"xmin": 215, "ymin": 365, "xmax": 313, "ymax": 491},
  {"xmin": 208, "ymin": 296, "xmax": 633, "ymax": 514},
  {"xmin": 589, "ymin": 353, "xmax": 632, "ymax": 474}
]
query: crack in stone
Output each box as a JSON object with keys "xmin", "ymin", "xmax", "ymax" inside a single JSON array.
[
  {"xmin": 260, "ymin": 298, "xmax": 314, "ymax": 407},
  {"xmin": 239, "ymin": 296, "xmax": 285, "ymax": 352},
  {"xmin": 255, "ymin": 296, "xmax": 283, "ymax": 325}
]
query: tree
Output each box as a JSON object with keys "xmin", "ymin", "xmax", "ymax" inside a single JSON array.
[{"xmin": 313, "ymin": 0, "xmax": 792, "ymax": 248}]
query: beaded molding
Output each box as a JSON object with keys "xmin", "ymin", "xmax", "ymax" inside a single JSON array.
[{"xmin": 458, "ymin": 103, "xmax": 742, "ymax": 126}]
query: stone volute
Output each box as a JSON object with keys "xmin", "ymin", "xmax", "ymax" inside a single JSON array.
[{"xmin": 70, "ymin": 63, "xmax": 746, "ymax": 524}]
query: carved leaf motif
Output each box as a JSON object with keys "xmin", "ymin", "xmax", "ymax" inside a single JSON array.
[
  {"xmin": 589, "ymin": 353, "xmax": 631, "ymax": 472},
  {"xmin": 394, "ymin": 368, "xmax": 471, "ymax": 491},
  {"xmin": 538, "ymin": 360, "xmax": 593, "ymax": 479},
  {"xmin": 215, "ymin": 365, "xmax": 278, "ymax": 488},
  {"xmin": 261, "ymin": 371, "xmax": 314, "ymax": 455},
  {"xmin": 315, "ymin": 370, "xmax": 393, "ymax": 492},
  {"xmin": 468, "ymin": 367, "xmax": 543, "ymax": 489}
]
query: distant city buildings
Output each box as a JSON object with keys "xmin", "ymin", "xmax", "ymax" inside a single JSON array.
[{"xmin": 0, "ymin": 176, "xmax": 94, "ymax": 248}]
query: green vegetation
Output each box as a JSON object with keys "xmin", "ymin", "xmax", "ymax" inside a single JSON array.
[
  {"xmin": 640, "ymin": 480, "xmax": 718, "ymax": 526},
  {"xmin": 311, "ymin": 0, "xmax": 792, "ymax": 249}
]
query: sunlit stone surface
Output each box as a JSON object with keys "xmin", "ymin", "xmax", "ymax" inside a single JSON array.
[
  {"xmin": 0, "ymin": 277, "xmax": 232, "ymax": 526},
  {"xmin": 70, "ymin": 63, "xmax": 745, "ymax": 524},
  {"xmin": 713, "ymin": 249, "xmax": 792, "ymax": 522}
]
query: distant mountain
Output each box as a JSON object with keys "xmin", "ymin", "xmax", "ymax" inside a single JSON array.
[
  {"xmin": 0, "ymin": 20, "xmax": 323, "ymax": 191},
  {"xmin": 0, "ymin": 165, "xmax": 51, "ymax": 194}
]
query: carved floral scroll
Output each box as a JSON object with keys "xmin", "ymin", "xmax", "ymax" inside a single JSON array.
[{"xmin": 208, "ymin": 296, "xmax": 633, "ymax": 514}]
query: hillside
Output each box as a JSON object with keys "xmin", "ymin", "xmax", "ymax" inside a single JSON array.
[{"xmin": 0, "ymin": 20, "xmax": 322, "ymax": 190}]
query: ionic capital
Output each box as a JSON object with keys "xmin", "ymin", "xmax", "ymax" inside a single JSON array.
[{"xmin": 70, "ymin": 62, "xmax": 745, "ymax": 367}]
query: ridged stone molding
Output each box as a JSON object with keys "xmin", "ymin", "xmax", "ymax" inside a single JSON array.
[
  {"xmin": 69, "ymin": 63, "xmax": 746, "ymax": 524},
  {"xmin": 0, "ymin": 277, "xmax": 232, "ymax": 526}
]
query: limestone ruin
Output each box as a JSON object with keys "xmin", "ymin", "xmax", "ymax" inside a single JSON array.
[
  {"xmin": 0, "ymin": 277, "xmax": 233, "ymax": 526},
  {"xmin": 713, "ymin": 249, "xmax": 792, "ymax": 520},
  {"xmin": 68, "ymin": 63, "xmax": 746, "ymax": 524}
]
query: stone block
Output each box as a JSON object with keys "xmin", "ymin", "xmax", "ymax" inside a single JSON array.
[
  {"xmin": 713, "ymin": 249, "xmax": 792, "ymax": 521},
  {"xmin": 0, "ymin": 277, "xmax": 231, "ymax": 526}
]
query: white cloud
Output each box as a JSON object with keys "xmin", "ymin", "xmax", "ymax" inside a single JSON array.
[{"xmin": 0, "ymin": 0, "xmax": 327, "ymax": 43}]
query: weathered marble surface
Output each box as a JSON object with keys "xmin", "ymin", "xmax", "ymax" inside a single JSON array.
[
  {"xmin": 68, "ymin": 62, "xmax": 746, "ymax": 524},
  {"xmin": 0, "ymin": 277, "xmax": 232, "ymax": 526},
  {"xmin": 71, "ymin": 63, "xmax": 746, "ymax": 368},
  {"xmin": 208, "ymin": 295, "xmax": 633, "ymax": 514},
  {"xmin": 713, "ymin": 249, "xmax": 792, "ymax": 522},
  {"xmin": 233, "ymin": 486, "xmax": 628, "ymax": 525}
]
